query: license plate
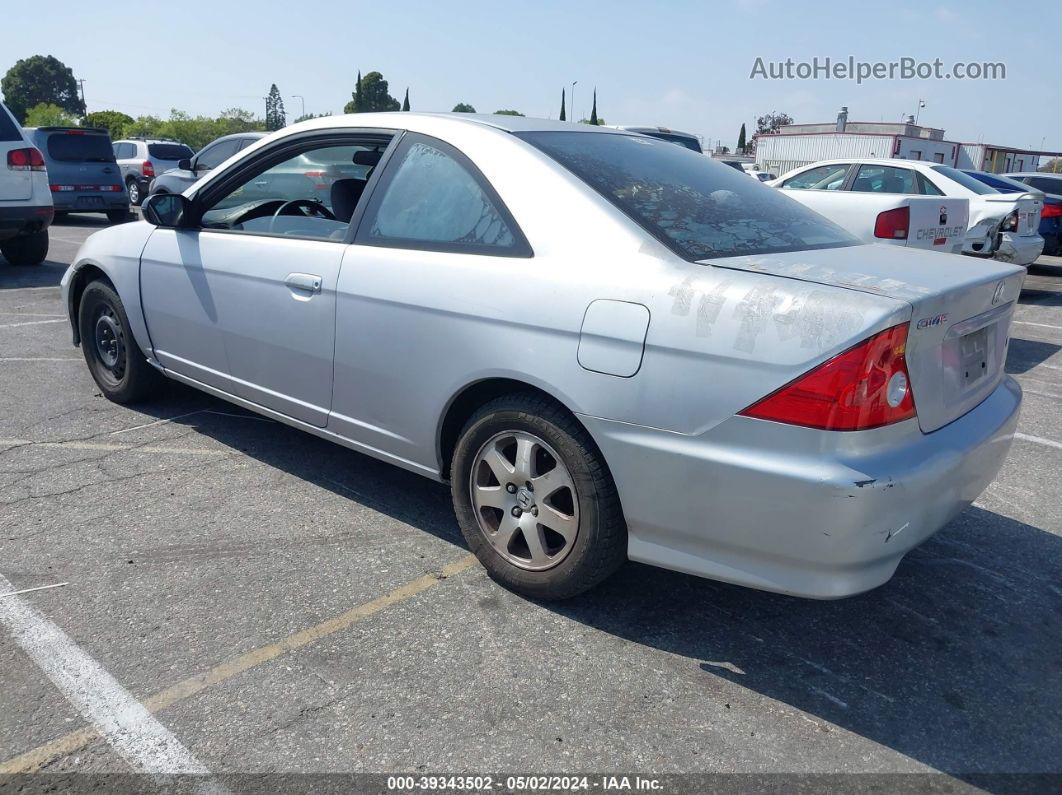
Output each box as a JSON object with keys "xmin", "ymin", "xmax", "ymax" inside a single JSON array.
[
  {"xmin": 960, "ymin": 327, "xmax": 990, "ymax": 386},
  {"xmin": 75, "ymin": 196, "xmax": 104, "ymax": 208}
]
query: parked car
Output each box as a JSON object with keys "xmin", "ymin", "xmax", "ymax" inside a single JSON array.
[
  {"xmin": 61, "ymin": 113, "xmax": 1022, "ymax": 601},
  {"xmin": 772, "ymin": 161, "xmax": 969, "ymax": 253},
  {"xmin": 967, "ymin": 170, "xmax": 1060, "ymax": 257},
  {"xmin": 148, "ymin": 132, "xmax": 265, "ymax": 197},
  {"xmin": 610, "ymin": 125, "xmax": 703, "ymax": 153},
  {"xmin": 771, "ymin": 159, "xmax": 1044, "ymax": 266},
  {"xmin": 25, "ymin": 127, "xmax": 128, "ymax": 224},
  {"xmin": 0, "ymin": 101, "xmax": 52, "ymax": 265},
  {"xmin": 1004, "ymin": 171, "xmax": 1062, "ymax": 198},
  {"xmin": 1004, "ymin": 172, "xmax": 1062, "ymax": 256},
  {"xmin": 112, "ymin": 138, "xmax": 194, "ymax": 205},
  {"xmin": 748, "ymin": 170, "xmax": 776, "ymax": 182}
]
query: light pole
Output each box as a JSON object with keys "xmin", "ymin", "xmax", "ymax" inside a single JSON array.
[
  {"xmin": 570, "ymin": 81, "xmax": 578, "ymax": 123},
  {"xmin": 915, "ymin": 99, "xmax": 925, "ymax": 125},
  {"xmin": 292, "ymin": 94, "xmax": 305, "ymax": 119}
]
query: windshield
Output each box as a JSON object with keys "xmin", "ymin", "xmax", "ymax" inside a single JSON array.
[
  {"xmin": 45, "ymin": 132, "xmax": 115, "ymax": 163},
  {"xmin": 931, "ymin": 165, "xmax": 999, "ymax": 195},
  {"xmin": 148, "ymin": 143, "xmax": 194, "ymax": 160},
  {"xmin": 518, "ymin": 131, "xmax": 859, "ymax": 260}
]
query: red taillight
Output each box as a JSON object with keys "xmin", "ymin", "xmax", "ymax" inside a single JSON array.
[
  {"xmin": 739, "ymin": 323, "xmax": 916, "ymax": 431},
  {"xmin": 1041, "ymin": 203, "xmax": 1061, "ymax": 219},
  {"xmin": 874, "ymin": 207, "xmax": 909, "ymax": 240},
  {"xmin": 142, "ymin": 160, "xmax": 155, "ymax": 178},
  {"xmin": 7, "ymin": 147, "xmax": 46, "ymax": 171}
]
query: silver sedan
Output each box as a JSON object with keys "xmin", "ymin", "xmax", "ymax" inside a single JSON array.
[{"xmin": 61, "ymin": 113, "xmax": 1023, "ymax": 600}]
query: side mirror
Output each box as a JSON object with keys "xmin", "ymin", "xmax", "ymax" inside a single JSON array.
[
  {"xmin": 142, "ymin": 192, "xmax": 192, "ymax": 228},
  {"xmin": 178, "ymin": 158, "xmax": 192, "ymax": 171}
]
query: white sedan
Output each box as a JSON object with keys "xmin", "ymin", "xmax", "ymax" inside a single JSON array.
[{"xmin": 772, "ymin": 158, "xmax": 1044, "ymax": 266}]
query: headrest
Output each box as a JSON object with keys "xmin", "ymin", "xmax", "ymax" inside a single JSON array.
[{"xmin": 353, "ymin": 150, "xmax": 383, "ymax": 167}]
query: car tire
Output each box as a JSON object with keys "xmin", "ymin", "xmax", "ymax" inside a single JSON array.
[
  {"xmin": 451, "ymin": 393, "xmax": 627, "ymax": 600},
  {"xmin": 126, "ymin": 179, "xmax": 141, "ymax": 206},
  {"xmin": 0, "ymin": 230, "xmax": 48, "ymax": 266},
  {"xmin": 106, "ymin": 209, "xmax": 131, "ymax": 224},
  {"xmin": 78, "ymin": 280, "xmax": 164, "ymax": 403}
]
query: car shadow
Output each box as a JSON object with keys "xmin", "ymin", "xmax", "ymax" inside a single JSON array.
[
  {"xmin": 1006, "ymin": 337, "xmax": 1062, "ymax": 374},
  {"xmin": 120, "ymin": 382, "xmax": 1059, "ymax": 781},
  {"xmin": 0, "ymin": 259, "xmax": 67, "ymax": 289}
]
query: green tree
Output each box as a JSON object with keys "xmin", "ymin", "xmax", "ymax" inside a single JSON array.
[
  {"xmin": 23, "ymin": 102, "xmax": 77, "ymax": 128},
  {"xmin": 1, "ymin": 55, "xmax": 85, "ymax": 123},
  {"xmin": 559, "ymin": 88, "xmax": 566, "ymax": 121},
  {"xmin": 588, "ymin": 89, "xmax": 599, "ymax": 125},
  {"xmin": 82, "ymin": 110, "xmax": 134, "ymax": 139},
  {"xmin": 750, "ymin": 111, "xmax": 792, "ymax": 155},
  {"xmin": 737, "ymin": 123, "xmax": 746, "ymax": 154},
  {"xmin": 493, "ymin": 109, "xmax": 524, "ymax": 116},
  {"xmin": 294, "ymin": 112, "xmax": 332, "ymax": 123},
  {"xmin": 265, "ymin": 84, "xmax": 285, "ymax": 131},
  {"xmin": 345, "ymin": 71, "xmax": 399, "ymax": 113},
  {"xmin": 452, "ymin": 103, "xmax": 476, "ymax": 113},
  {"xmin": 401, "ymin": 88, "xmax": 410, "ymax": 111}
]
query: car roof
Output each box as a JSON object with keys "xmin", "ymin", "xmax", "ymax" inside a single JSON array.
[
  {"xmin": 1005, "ymin": 171, "xmax": 1061, "ymax": 178},
  {"xmin": 609, "ymin": 125, "xmax": 699, "ymax": 139},
  {"xmin": 284, "ymin": 112, "xmax": 633, "ymax": 137}
]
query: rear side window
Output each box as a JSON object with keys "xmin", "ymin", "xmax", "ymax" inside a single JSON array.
[
  {"xmin": 45, "ymin": 133, "xmax": 115, "ymax": 162},
  {"xmin": 851, "ymin": 165, "xmax": 917, "ymax": 194},
  {"xmin": 359, "ymin": 135, "xmax": 529, "ymax": 256},
  {"xmin": 930, "ymin": 165, "xmax": 998, "ymax": 195},
  {"xmin": 519, "ymin": 131, "xmax": 858, "ymax": 260},
  {"xmin": 149, "ymin": 143, "xmax": 193, "ymax": 160},
  {"xmin": 782, "ymin": 164, "xmax": 850, "ymax": 190},
  {"xmin": 0, "ymin": 104, "xmax": 23, "ymax": 142}
]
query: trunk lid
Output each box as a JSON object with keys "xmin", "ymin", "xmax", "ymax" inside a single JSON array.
[{"xmin": 703, "ymin": 244, "xmax": 1025, "ymax": 432}]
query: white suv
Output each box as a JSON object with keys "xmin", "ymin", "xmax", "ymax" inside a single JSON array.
[{"xmin": 0, "ymin": 101, "xmax": 52, "ymax": 266}]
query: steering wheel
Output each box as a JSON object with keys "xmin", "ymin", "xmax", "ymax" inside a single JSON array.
[{"xmin": 268, "ymin": 199, "xmax": 335, "ymax": 232}]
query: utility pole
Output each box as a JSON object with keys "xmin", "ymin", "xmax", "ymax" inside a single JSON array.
[
  {"xmin": 77, "ymin": 78, "xmax": 86, "ymax": 111},
  {"xmin": 292, "ymin": 95, "xmax": 305, "ymax": 118},
  {"xmin": 570, "ymin": 80, "xmax": 578, "ymax": 123}
]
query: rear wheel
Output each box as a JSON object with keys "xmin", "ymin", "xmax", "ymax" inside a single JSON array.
[
  {"xmin": 126, "ymin": 179, "xmax": 141, "ymax": 206},
  {"xmin": 451, "ymin": 393, "xmax": 627, "ymax": 600},
  {"xmin": 78, "ymin": 280, "xmax": 163, "ymax": 403},
  {"xmin": 0, "ymin": 230, "xmax": 48, "ymax": 266}
]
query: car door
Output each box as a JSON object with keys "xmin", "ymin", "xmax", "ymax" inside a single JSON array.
[
  {"xmin": 329, "ymin": 132, "xmax": 533, "ymax": 465},
  {"xmin": 140, "ymin": 132, "xmax": 394, "ymax": 426}
]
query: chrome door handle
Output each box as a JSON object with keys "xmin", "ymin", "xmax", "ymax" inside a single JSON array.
[{"xmin": 285, "ymin": 273, "xmax": 322, "ymax": 294}]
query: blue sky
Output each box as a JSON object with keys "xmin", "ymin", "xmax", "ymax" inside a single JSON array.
[{"xmin": 3, "ymin": 0, "xmax": 1058, "ymax": 151}]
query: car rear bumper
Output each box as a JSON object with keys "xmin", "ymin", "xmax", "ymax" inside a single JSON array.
[
  {"xmin": 579, "ymin": 376, "xmax": 1021, "ymax": 598},
  {"xmin": 0, "ymin": 204, "xmax": 54, "ymax": 241},
  {"xmin": 52, "ymin": 194, "xmax": 129, "ymax": 213},
  {"xmin": 995, "ymin": 232, "xmax": 1045, "ymax": 267}
]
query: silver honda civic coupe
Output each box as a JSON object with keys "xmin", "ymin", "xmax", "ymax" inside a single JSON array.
[{"xmin": 60, "ymin": 113, "xmax": 1023, "ymax": 600}]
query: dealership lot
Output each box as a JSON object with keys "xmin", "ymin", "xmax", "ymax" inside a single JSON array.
[{"xmin": 1, "ymin": 216, "xmax": 1060, "ymax": 781}]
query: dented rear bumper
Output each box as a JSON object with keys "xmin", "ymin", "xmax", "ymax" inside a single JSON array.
[{"xmin": 580, "ymin": 376, "xmax": 1021, "ymax": 598}]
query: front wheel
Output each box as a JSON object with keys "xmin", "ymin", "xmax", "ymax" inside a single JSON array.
[
  {"xmin": 0, "ymin": 230, "xmax": 48, "ymax": 266},
  {"xmin": 78, "ymin": 280, "xmax": 164, "ymax": 403},
  {"xmin": 451, "ymin": 393, "xmax": 627, "ymax": 600}
]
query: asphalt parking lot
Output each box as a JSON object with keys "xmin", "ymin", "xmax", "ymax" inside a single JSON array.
[{"xmin": 1, "ymin": 214, "xmax": 1060, "ymax": 789}]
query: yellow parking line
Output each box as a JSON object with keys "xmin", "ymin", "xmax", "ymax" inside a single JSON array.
[{"xmin": 0, "ymin": 554, "xmax": 477, "ymax": 774}]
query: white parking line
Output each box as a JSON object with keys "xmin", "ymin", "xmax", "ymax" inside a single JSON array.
[
  {"xmin": 0, "ymin": 318, "xmax": 66, "ymax": 329},
  {"xmin": 1014, "ymin": 432, "xmax": 1062, "ymax": 451},
  {"xmin": 0, "ymin": 438, "xmax": 229, "ymax": 456},
  {"xmin": 0, "ymin": 572, "xmax": 219, "ymax": 781},
  {"xmin": 1012, "ymin": 320, "xmax": 1062, "ymax": 331}
]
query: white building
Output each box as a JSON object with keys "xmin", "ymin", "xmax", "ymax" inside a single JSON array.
[{"xmin": 754, "ymin": 107, "xmax": 1050, "ymax": 176}]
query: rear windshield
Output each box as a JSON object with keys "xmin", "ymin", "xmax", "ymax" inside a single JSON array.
[
  {"xmin": 0, "ymin": 104, "xmax": 22, "ymax": 142},
  {"xmin": 963, "ymin": 171, "xmax": 1026, "ymax": 194},
  {"xmin": 931, "ymin": 165, "xmax": 998, "ymax": 195},
  {"xmin": 518, "ymin": 131, "xmax": 858, "ymax": 260},
  {"xmin": 149, "ymin": 143, "xmax": 193, "ymax": 160},
  {"xmin": 45, "ymin": 132, "xmax": 115, "ymax": 163}
]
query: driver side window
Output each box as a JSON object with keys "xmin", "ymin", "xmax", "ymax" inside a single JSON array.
[{"xmin": 199, "ymin": 140, "xmax": 387, "ymax": 241}]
